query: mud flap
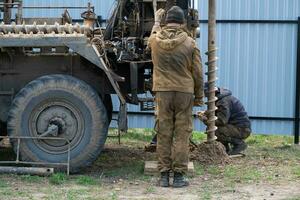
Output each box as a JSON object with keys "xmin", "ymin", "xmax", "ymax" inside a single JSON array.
[{"xmin": 118, "ymin": 103, "xmax": 128, "ymax": 132}]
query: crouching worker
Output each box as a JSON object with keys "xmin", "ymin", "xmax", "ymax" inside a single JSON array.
[
  {"xmin": 199, "ymin": 85, "xmax": 251, "ymax": 155},
  {"xmin": 148, "ymin": 6, "xmax": 204, "ymax": 187}
]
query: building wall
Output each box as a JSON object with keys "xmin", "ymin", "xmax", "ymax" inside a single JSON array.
[{"xmin": 13, "ymin": 1, "xmax": 300, "ymax": 135}]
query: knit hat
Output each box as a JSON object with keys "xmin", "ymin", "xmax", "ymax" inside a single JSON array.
[{"xmin": 166, "ymin": 6, "xmax": 185, "ymax": 24}]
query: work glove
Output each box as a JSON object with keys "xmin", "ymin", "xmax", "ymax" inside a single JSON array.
[
  {"xmin": 155, "ymin": 8, "xmax": 166, "ymax": 23},
  {"xmin": 194, "ymin": 98, "xmax": 204, "ymax": 107},
  {"xmin": 197, "ymin": 111, "xmax": 208, "ymax": 125}
]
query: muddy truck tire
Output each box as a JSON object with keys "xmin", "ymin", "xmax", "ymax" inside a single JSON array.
[{"xmin": 7, "ymin": 75, "xmax": 109, "ymax": 173}]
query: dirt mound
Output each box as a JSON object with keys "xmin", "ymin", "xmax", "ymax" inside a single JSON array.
[{"xmin": 190, "ymin": 141, "xmax": 230, "ymax": 165}]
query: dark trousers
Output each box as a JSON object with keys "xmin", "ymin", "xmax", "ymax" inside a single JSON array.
[
  {"xmin": 216, "ymin": 124, "xmax": 251, "ymax": 143},
  {"xmin": 155, "ymin": 91, "xmax": 193, "ymax": 174}
]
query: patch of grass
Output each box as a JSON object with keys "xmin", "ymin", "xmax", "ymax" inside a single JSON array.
[
  {"xmin": 246, "ymin": 135, "xmax": 269, "ymax": 146},
  {"xmin": 284, "ymin": 197, "xmax": 300, "ymax": 200},
  {"xmin": 192, "ymin": 132, "xmax": 206, "ymax": 142},
  {"xmin": 111, "ymin": 128, "xmax": 154, "ymax": 143},
  {"xmin": 76, "ymin": 176, "xmax": 97, "ymax": 186},
  {"xmin": 223, "ymin": 165, "xmax": 238, "ymax": 179},
  {"xmin": 207, "ymin": 165, "xmax": 220, "ymax": 176},
  {"xmin": 66, "ymin": 189, "xmax": 89, "ymax": 200},
  {"xmin": 0, "ymin": 181, "xmax": 8, "ymax": 188},
  {"xmin": 110, "ymin": 191, "xmax": 118, "ymax": 200},
  {"xmin": 20, "ymin": 175, "xmax": 43, "ymax": 183},
  {"xmin": 292, "ymin": 166, "xmax": 300, "ymax": 178},
  {"xmin": 246, "ymin": 135, "xmax": 294, "ymax": 148},
  {"xmin": 49, "ymin": 173, "xmax": 67, "ymax": 185},
  {"xmin": 240, "ymin": 167, "xmax": 262, "ymax": 183},
  {"xmin": 145, "ymin": 185, "xmax": 156, "ymax": 194},
  {"xmin": 195, "ymin": 164, "xmax": 205, "ymax": 176},
  {"xmin": 0, "ymin": 190, "xmax": 14, "ymax": 197},
  {"xmin": 103, "ymin": 160, "xmax": 144, "ymax": 179},
  {"xmin": 200, "ymin": 182, "xmax": 213, "ymax": 200}
]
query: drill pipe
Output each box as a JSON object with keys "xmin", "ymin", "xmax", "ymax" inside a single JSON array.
[
  {"xmin": 0, "ymin": 22, "xmax": 92, "ymax": 36},
  {"xmin": 205, "ymin": 0, "xmax": 218, "ymax": 142}
]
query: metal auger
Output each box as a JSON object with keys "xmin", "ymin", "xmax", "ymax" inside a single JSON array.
[
  {"xmin": 0, "ymin": 22, "xmax": 92, "ymax": 36},
  {"xmin": 205, "ymin": 0, "xmax": 218, "ymax": 142}
]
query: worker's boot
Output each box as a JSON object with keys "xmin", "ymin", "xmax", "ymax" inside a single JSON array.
[
  {"xmin": 159, "ymin": 171, "xmax": 170, "ymax": 187},
  {"xmin": 144, "ymin": 143, "xmax": 157, "ymax": 152},
  {"xmin": 173, "ymin": 172, "xmax": 189, "ymax": 188},
  {"xmin": 145, "ymin": 135, "xmax": 157, "ymax": 152},
  {"xmin": 220, "ymin": 142, "xmax": 230, "ymax": 154},
  {"xmin": 229, "ymin": 138, "xmax": 247, "ymax": 155}
]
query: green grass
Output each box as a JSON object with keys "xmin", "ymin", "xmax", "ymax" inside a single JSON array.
[
  {"xmin": 207, "ymin": 165, "xmax": 221, "ymax": 176},
  {"xmin": 195, "ymin": 164, "xmax": 205, "ymax": 176},
  {"xmin": 223, "ymin": 165, "xmax": 238, "ymax": 179},
  {"xmin": 0, "ymin": 129, "xmax": 299, "ymax": 199},
  {"xmin": 49, "ymin": 173, "xmax": 67, "ymax": 185},
  {"xmin": 109, "ymin": 128, "xmax": 154, "ymax": 144},
  {"xmin": 144, "ymin": 185, "xmax": 156, "ymax": 194},
  {"xmin": 0, "ymin": 181, "xmax": 8, "ymax": 188},
  {"xmin": 20, "ymin": 175, "xmax": 43, "ymax": 183},
  {"xmin": 103, "ymin": 160, "xmax": 144, "ymax": 179},
  {"xmin": 192, "ymin": 131, "xmax": 206, "ymax": 142},
  {"xmin": 292, "ymin": 166, "xmax": 300, "ymax": 178},
  {"xmin": 76, "ymin": 176, "xmax": 97, "ymax": 186}
]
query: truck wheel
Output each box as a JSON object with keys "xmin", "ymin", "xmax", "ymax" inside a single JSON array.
[{"xmin": 7, "ymin": 75, "xmax": 109, "ymax": 173}]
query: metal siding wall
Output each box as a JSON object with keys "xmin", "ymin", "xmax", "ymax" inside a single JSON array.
[
  {"xmin": 198, "ymin": 0, "xmax": 300, "ymax": 20},
  {"xmin": 21, "ymin": 0, "xmax": 115, "ymax": 19},
  {"xmin": 15, "ymin": 1, "xmax": 299, "ymax": 135},
  {"xmin": 196, "ymin": 0, "xmax": 299, "ymax": 135},
  {"xmin": 198, "ymin": 23, "xmax": 297, "ymax": 118}
]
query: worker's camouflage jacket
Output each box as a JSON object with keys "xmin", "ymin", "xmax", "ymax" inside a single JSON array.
[{"xmin": 148, "ymin": 25, "xmax": 204, "ymax": 101}]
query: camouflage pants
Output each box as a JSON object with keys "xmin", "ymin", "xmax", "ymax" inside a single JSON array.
[
  {"xmin": 155, "ymin": 91, "xmax": 193, "ymax": 174},
  {"xmin": 216, "ymin": 124, "xmax": 251, "ymax": 143}
]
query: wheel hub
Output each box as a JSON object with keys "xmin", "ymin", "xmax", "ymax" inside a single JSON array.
[{"xmin": 30, "ymin": 101, "xmax": 84, "ymax": 154}]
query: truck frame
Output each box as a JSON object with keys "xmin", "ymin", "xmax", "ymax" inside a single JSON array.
[{"xmin": 0, "ymin": 0, "xmax": 199, "ymax": 172}]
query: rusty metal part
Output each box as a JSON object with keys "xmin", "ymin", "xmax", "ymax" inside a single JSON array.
[
  {"xmin": 0, "ymin": 136, "xmax": 71, "ymax": 175},
  {"xmin": 0, "ymin": 22, "xmax": 92, "ymax": 35},
  {"xmin": 3, "ymin": 0, "xmax": 12, "ymax": 24},
  {"xmin": 81, "ymin": 2, "xmax": 97, "ymax": 28},
  {"xmin": 38, "ymin": 124, "xmax": 59, "ymax": 138},
  {"xmin": 205, "ymin": 0, "xmax": 218, "ymax": 142},
  {"xmin": 0, "ymin": 167, "xmax": 54, "ymax": 176}
]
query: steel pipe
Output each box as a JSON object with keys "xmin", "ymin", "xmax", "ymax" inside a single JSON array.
[{"xmin": 0, "ymin": 167, "xmax": 54, "ymax": 176}]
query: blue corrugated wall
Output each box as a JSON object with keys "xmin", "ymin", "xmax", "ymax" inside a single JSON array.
[{"xmin": 18, "ymin": 1, "xmax": 300, "ymax": 135}]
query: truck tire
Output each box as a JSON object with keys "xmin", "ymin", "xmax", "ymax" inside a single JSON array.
[{"xmin": 7, "ymin": 75, "xmax": 109, "ymax": 173}]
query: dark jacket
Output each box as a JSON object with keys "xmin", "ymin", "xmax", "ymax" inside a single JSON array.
[{"xmin": 215, "ymin": 88, "xmax": 251, "ymax": 129}]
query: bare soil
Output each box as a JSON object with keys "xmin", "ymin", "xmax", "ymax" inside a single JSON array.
[{"xmin": 190, "ymin": 141, "xmax": 230, "ymax": 165}]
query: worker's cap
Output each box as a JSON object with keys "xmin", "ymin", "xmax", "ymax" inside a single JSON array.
[{"xmin": 166, "ymin": 6, "xmax": 185, "ymax": 24}]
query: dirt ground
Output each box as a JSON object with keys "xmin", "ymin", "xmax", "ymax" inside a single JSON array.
[{"xmin": 0, "ymin": 131, "xmax": 300, "ymax": 200}]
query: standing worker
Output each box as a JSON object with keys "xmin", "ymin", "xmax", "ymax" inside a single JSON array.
[
  {"xmin": 199, "ymin": 85, "xmax": 251, "ymax": 155},
  {"xmin": 148, "ymin": 6, "xmax": 204, "ymax": 187}
]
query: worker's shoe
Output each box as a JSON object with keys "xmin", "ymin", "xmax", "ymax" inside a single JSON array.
[
  {"xmin": 144, "ymin": 143, "xmax": 157, "ymax": 152},
  {"xmin": 221, "ymin": 142, "xmax": 230, "ymax": 154},
  {"xmin": 229, "ymin": 139, "xmax": 247, "ymax": 155},
  {"xmin": 173, "ymin": 172, "xmax": 189, "ymax": 188},
  {"xmin": 159, "ymin": 171, "xmax": 170, "ymax": 187}
]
